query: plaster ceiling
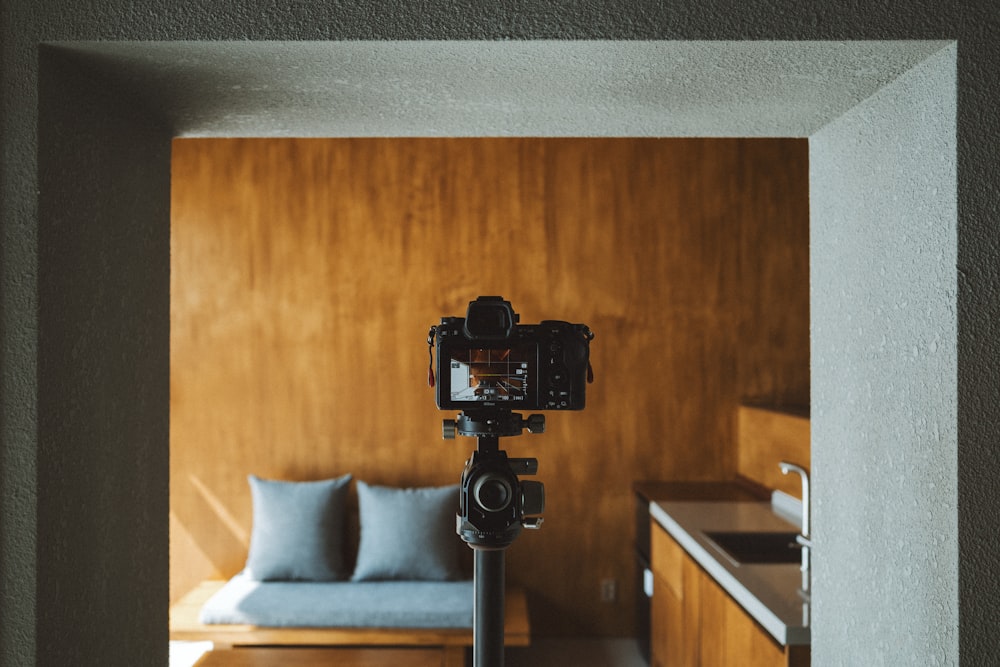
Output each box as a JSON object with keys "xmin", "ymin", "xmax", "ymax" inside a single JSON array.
[{"xmin": 52, "ymin": 40, "xmax": 950, "ymax": 137}]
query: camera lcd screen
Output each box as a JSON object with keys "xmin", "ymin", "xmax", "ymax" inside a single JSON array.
[{"xmin": 448, "ymin": 346, "xmax": 535, "ymax": 403}]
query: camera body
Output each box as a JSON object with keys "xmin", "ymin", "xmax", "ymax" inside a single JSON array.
[
  {"xmin": 434, "ymin": 296, "xmax": 592, "ymax": 412},
  {"xmin": 430, "ymin": 296, "xmax": 593, "ymax": 550}
]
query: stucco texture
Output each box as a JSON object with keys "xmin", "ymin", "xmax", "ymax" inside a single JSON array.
[
  {"xmin": 2, "ymin": 2, "xmax": 997, "ymax": 666},
  {"xmin": 811, "ymin": 46, "xmax": 958, "ymax": 665}
]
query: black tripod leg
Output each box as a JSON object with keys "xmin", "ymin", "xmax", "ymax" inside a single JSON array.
[{"xmin": 474, "ymin": 548, "xmax": 506, "ymax": 667}]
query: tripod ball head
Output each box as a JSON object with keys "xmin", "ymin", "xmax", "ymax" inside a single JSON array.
[{"xmin": 457, "ymin": 448, "xmax": 544, "ymax": 549}]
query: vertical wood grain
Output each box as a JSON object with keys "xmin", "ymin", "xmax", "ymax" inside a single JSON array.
[
  {"xmin": 170, "ymin": 138, "xmax": 809, "ymax": 636},
  {"xmin": 651, "ymin": 518, "xmax": 699, "ymax": 666},
  {"xmin": 737, "ymin": 405, "xmax": 812, "ymax": 498},
  {"xmin": 699, "ymin": 567, "xmax": 790, "ymax": 666}
]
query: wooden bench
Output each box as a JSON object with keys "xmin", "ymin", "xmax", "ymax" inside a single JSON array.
[
  {"xmin": 192, "ymin": 647, "xmax": 451, "ymax": 667},
  {"xmin": 171, "ymin": 580, "xmax": 531, "ymax": 667}
]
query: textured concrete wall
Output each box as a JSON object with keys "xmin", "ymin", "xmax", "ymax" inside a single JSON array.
[
  {"xmin": 2, "ymin": 2, "xmax": 998, "ymax": 666},
  {"xmin": 811, "ymin": 46, "xmax": 958, "ymax": 665},
  {"xmin": 34, "ymin": 48, "xmax": 172, "ymax": 666},
  {"xmin": 39, "ymin": 41, "xmax": 947, "ymax": 139}
]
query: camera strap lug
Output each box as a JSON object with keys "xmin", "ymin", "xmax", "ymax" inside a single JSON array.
[{"xmin": 426, "ymin": 325, "xmax": 438, "ymax": 387}]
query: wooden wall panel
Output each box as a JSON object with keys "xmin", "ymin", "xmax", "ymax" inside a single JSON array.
[
  {"xmin": 169, "ymin": 138, "xmax": 809, "ymax": 636},
  {"xmin": 737, "ymin": 406, "xmax": 812, "ymax": 498}
]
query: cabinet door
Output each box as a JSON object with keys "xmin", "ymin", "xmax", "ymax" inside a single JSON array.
[
  {"xmin": 651, "ymin": 572, "xmax": 684, "ymax": 667},
  {"xmin": 698, "ymin": 568, "xmax": 788, "ymax": 667},
  {"xmin": 650, "ymin": 521, "xmax": 695, "ymax": 666}
]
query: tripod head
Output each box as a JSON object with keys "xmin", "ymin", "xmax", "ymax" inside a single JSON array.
[{"xmin": 445, "ymin": 409, "xmax": 545, "ymax": 550}]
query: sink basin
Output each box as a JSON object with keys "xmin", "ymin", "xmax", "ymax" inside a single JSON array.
[{"xmin": 702, "ymin": 531, "xmax": 802, "ymax": 565}]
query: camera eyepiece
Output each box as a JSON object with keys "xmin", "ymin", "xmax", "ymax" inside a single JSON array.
[{"xmin": 462, "ymin": 296, "xmax": 518, "ymax": 340}]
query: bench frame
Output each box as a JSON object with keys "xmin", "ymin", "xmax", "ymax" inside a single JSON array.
[{"xmin": 170, "ymin": 580, "xmax": 531, "ymax": 667}]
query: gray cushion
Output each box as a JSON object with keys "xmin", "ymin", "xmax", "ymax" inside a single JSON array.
[
  {"xmin": 352, "ymin": 482, "xmax": 460, "ymax": 581},
  {"xmin": 244, "ymin": 474, "xmax": 352, "ymax": 581},
  {"xmin": 199, "ymin": 573, "xmax": 473, "ymax": 628}
]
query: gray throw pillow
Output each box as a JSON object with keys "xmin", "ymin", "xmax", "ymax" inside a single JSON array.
[
  {"xmin": 244, "ymin": 473, "xmax": 352, "ymax": 581},
  {"xmin": 352, "ymin": 481, "xmax": 461, "ymax": 581}
]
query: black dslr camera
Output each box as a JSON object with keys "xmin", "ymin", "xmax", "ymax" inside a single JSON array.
[
  {"xmin": 432, "ymin": 296, "xmax": 592, "ymax": 412},
  {"xmin": 428, "ymin": 297, "xmax": 593, "ymax": 549}
]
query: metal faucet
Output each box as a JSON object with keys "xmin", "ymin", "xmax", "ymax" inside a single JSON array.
[{"xmin": 779, "ymin": 461, "xmax": 812, "ymax": 598}]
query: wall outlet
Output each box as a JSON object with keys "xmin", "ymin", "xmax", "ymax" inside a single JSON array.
[{"xmin": 600, "ymin": 578, "xmax": 618, "ymax": 603}]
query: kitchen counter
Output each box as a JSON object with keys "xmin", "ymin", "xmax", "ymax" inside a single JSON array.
[{"xmin": 650, "ymin": 499, "xmax": 811, "ymax": 646}]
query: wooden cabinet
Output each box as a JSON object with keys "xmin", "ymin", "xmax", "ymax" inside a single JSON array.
[
  {"xmin": 650, "ymin": 519, "xmax": 809, "ymax": 667},
  {"xmin": 650, "ymin": 522, "xmax": 697, "ymax": 666},
  {"xmin": 697, "ymin": 570, "xmax": 795, "ymax": 667}
]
